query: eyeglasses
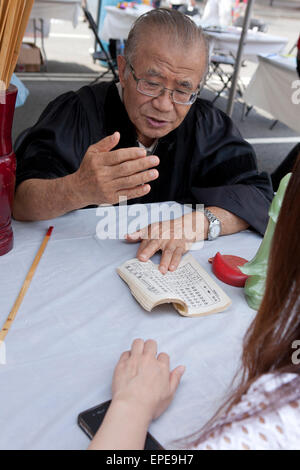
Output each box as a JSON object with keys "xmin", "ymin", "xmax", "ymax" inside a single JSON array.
[{"xmin": 129, "ymin": 64, "xmax": 199, "ymax": 105}]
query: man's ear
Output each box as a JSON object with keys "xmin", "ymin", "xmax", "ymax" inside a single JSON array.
[{"xmin": 117, "ymin": 55, "xmax": 127, "ymax": 87}]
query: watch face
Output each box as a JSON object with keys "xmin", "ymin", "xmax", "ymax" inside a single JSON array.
[{"xmin": 210, "ymin": 223, "xmax": 221, "ymax": 239}]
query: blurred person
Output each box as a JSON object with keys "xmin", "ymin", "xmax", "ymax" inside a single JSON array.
[
  {"xmin": 89, "ymin": 155, "xmax": 300, "ymax": 450},
  {"xmin": 201, "ymin": 0, "xmax": 233, "ymax": 27}
]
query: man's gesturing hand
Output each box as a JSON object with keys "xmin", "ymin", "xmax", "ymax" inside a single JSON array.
[{"xmin": 74, "ymin": 132, "xmax": 159, "ymax": 206}]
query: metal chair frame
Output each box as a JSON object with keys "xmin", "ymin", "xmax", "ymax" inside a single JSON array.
[
  {"xmin": 206, "ymin": 52, "xmax": 246, "ymax": 103},
  {"xmin": 82, "ymin": 6, "xmax": 118, "ymax": 83}
]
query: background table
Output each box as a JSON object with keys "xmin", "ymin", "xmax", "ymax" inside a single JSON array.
[
  {"xmin": 25, "ymin": 0, "xmax": 81, "ymax": 42},
  {"xmin": 243, "ymin": 54, "xmax": 300, "ymax": 133},
  {"xmin": 100, "ymin": 7, "xmax": 288, "ymax": 60},
  {"xmin": 29, "ymin": 0, "xmax": 81, "ymax": 28},
  {"xmin": 24, "ymin": 0, "xmax": 82, "ymax": 67},
  {"xmin": 0, "ymin": 204, "xmax": 261, "ymax": 450},
  {"xmin": 100, "ymin": 4, "xmax": 153, "ymax": 42},
  {"xmin": 204, "ymin": 28, "xmax": 288, "ymax": 60}
]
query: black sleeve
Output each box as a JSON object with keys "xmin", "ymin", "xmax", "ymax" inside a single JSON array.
[
  {"xmin": 15, "ymin": 90, "xmax": 94, "ymax": 189},
  {"xmin": 190, "ymin": 103, "xmax": 273, "ymax": 235}
]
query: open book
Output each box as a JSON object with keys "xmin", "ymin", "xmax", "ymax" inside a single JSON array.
[{"xmin": 117, "ymin": 254, "xmax": 232, "ymax": 317}]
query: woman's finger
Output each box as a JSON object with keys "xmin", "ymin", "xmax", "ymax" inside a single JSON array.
[
  {"xmin": 130, "ymin": 338, "xmax": 145, "ymax": 356},
  {"xmin": 119, "ymin": 351, "xmax": 130, "ymax": 361},
  {"xmin": 143, "ymin": 339, "xmax": 158, "ymax": 356},
  {"xmin": 157, "ymin": 352, "xmax": 170, "ymax": 368},
  {"xmin": 169, "ymin": 365, "xmax": 186, "ymax": 395}
]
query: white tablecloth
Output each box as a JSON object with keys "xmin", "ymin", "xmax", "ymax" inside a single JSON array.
[
  {"xmin": 30, "ymin": 0, "xmax": 81, "ymax": 26},
  {"xmin": 100, "ymin": 7, "xmax": 288, "ymax": 60},
  {"xmin": 204, "ymin": 28, "xmax": 288, "ymax": 60},
  {"xmin": 101, "ymin": 4, "xmax": 153, "ymax": 42},
  {"xmin": 25, "ymin": 0, "xmax": 81, "ymax": 38},
  {"xmin": 0, "ymin": 204, "xmax": 261, "ymax": 450},
  {"xmin": 244, "ymin": 54, "xmax": 300, "ymax": 134}
]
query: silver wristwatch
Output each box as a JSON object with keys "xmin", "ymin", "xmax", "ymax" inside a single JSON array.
[{"xmin": 204, "ymin": 209, "xmax": 221, "ymax": 241}]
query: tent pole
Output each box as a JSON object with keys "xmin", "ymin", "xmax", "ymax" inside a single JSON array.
[
  {"xmin": 226, "ymin": 0, "xmax": 255, "ymax": 117},
  {"xmin": 95, "ymin": 0, "xmax": 102, "ymax": 54}
]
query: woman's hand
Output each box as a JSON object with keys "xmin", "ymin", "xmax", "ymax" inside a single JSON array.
[
  {"xmin": 112, "ymin": 339, "xmax": 185, "ymax": 421},
  {"xmin": 88, "ymin": 339, "xmax": 185, "ymax": 450}
]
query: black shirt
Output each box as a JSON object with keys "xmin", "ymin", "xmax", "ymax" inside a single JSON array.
[{"xmin": 15, "ymin": 81, "xmax": 273, "ymax": 234}]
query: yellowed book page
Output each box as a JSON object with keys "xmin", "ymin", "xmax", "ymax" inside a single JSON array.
[
  {"xmin": 117, "ymin": 254, "xmax": 231, "ymax": 317},
  {"xmin": 117, "ymin": 258, "xmax": 184, "ymax": 312}
]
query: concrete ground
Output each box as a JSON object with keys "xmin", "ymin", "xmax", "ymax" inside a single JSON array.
[{"xmin": 13, "ymin": 0, "xmax": 300, "ymax": 176}]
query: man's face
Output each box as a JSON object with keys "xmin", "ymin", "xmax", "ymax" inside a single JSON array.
[{"xmin": 118, "ymin": 32, "xmax": 206, "ymax": 147}]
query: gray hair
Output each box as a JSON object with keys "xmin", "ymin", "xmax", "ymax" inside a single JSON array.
[{"xmin": 124, "ymin": 8, "xmax": 209, "ymax": 89}]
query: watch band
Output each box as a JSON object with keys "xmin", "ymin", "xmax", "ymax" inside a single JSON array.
[{"xmin": 204, "ymin": 209, "xmax": 221, "ymax": 240}]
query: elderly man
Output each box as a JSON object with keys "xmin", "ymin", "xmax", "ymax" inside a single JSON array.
[{"xmin": 14, "ymin": 9, "xmax": 272, "ymax": 273}]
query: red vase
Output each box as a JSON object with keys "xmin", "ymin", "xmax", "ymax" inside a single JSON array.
[{"xmin": 0, "ymin": 85, "xmax": 17, "ymax": 256}]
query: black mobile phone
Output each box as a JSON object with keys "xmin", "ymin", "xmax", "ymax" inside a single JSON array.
[{"xmin": 78, "ymin": 400, "xmax": 164, "ymax": 450}]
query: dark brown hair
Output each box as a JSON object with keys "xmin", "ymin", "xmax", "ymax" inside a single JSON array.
[{"xmin": 184, "ymin": 154, "xmax": 300, "ymax": 447}]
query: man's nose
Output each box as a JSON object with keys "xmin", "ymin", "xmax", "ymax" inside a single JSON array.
[{"xmin": 151, "ymin": 89, "xmax": 174, "ymax": 112}]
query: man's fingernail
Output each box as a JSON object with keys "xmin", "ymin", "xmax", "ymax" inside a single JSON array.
[
  {"xmin": 170, "ymin": 265, "xmax": 176, "ymax": 270},
  {"xmin": 150, "ymin": 156, "xmax": 159, "ymax": 165},
  {"xmin": 139, "ymin": 254, "xmax": 147, "ymax": 260}
]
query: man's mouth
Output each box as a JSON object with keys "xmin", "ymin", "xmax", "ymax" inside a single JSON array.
[{"xmin": 146, "ymin": 116, "xmax": 170, "ymax": 128}]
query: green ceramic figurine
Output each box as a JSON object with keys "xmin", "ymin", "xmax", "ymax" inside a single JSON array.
[{"xmin": 240, "ymin": 173, "xmax": 292, "ymax": 310}]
